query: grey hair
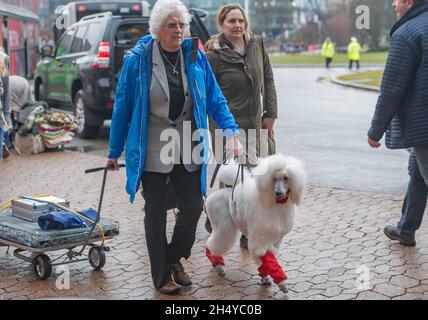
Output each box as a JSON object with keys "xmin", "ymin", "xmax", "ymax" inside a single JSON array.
[{"xmin": 149, "ymin": 0, "xmax": 191, "ymax": 39}]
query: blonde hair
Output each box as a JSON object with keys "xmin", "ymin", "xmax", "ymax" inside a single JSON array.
[{"xmin": 216, "ymin": 3, "xmax": 250, "ymax": 42}]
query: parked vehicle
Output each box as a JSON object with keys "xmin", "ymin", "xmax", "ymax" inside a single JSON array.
[
  {"xmin": 53, "ymin": 1, "xmax": 151, "ymax": 44},
  {"xmin": 35, "ymin": 9, "xmax": 209, "ymax": 138}
]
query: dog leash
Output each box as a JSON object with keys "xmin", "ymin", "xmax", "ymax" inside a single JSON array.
[
  {"xmin": 209, "ymin": 149, "xmax": 253, "ymax": 200},
  {"xmin": 210, "ymin": 150, "xmax": 230, "ymax": 188},
  {"xmin": 231, "ymin": 150, "xmax": 254, "ymax": 201},
  {"xmin": 231, "ymin": 160, "xmax": 245, "ymax": 201}
]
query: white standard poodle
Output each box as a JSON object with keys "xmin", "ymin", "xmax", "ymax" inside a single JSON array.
[{"xmin": 204, "ymin": 153, "xmax": 306, "ymax": 293}]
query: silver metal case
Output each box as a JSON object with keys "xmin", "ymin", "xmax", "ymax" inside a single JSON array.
[{"xmin": 11, "ymin": 196, "xmax": 70, "ymax": 222}]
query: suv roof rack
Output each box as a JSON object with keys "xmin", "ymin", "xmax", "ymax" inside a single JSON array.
[{"xmin": 80, "ymin": 11, "xmax": 113, "ymax": 22}]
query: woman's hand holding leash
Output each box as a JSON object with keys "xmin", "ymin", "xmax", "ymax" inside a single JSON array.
[{"xmin": 226, "ymin": 135, "xmax": 244, "ymax": 159}]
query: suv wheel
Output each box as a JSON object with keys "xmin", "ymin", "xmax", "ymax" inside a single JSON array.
[
  {"xmin": 36, "ymin": 82, "xmax": 45, "ymax": 101},
  {"xmin": 74, "ymin": 90, "xmax": 100, "ymax": 139}
]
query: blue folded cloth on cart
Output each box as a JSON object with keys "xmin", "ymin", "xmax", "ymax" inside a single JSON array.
[{"xmin": 38, "ymin": 208, "xmax": 98, "ymax": 230}]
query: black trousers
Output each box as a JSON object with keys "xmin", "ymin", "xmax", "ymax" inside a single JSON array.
[
  {"xmin": 141, "ymin": 163, "xmax": 204, "ymax": 288},
  {"xmin": 325, "ymin": 57, "xmax": 332, "ymax": 68},
  {"xmin": 349, "ymin": 59, "xmax": 360, "ymax": 70}
]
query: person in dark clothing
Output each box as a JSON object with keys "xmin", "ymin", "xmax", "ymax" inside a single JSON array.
[{"xmin": 368, "ymin": 0, "xmax": 428, "ymax": 246}]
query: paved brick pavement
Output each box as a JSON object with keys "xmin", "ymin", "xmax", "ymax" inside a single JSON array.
[{"xmin": 1, "ymin": 151, "xmax": 428, "ymax": 300}]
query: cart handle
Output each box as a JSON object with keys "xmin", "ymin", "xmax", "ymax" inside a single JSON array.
[{"xmin": 85, "ymin": 164, "xmax": 125, "ymax": 174}]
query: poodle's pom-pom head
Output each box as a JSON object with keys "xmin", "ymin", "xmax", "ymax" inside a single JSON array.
[{"xmin": 253, "ymin": 154, "xmax": 306, "ymax": 205}]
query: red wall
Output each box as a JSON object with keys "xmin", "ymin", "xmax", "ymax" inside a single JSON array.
[
  {"xmin": 0, "ymin": 0, "xmax": 40, "ymax": 77},
  {"xmin": 8, "ymin": 18, "xmax": 23, "ymax": 75}
]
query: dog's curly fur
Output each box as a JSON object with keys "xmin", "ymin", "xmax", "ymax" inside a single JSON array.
[{"xmin": 205, "ymin": 154, "xmax": 306, "ymax": 292}]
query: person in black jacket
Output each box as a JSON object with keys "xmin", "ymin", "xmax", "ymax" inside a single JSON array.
[{"xmin": 368, "ymin": 0, "xmax": 428, "ymax": 246}]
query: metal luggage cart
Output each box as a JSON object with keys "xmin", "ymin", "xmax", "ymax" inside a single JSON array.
[{"xmin": 0, "ymin": 165, "xmax": 124, "ymax": 279}]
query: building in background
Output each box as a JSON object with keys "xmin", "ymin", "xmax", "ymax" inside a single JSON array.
[
  {"xmin": 38, "ymin": 0, "xmax": 52, "ymax": 40},
  {"xmin": 0, "ymin": 0, "xmax": 39, "ymax": 77},
  {"xmin": 175, "ymin": 0, "xmax": 294, "ymax": 42}
]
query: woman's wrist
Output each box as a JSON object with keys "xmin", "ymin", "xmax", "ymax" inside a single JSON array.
[{"xmin": 223, "ymin": 128, "xmax": 240, "ymax": 140}]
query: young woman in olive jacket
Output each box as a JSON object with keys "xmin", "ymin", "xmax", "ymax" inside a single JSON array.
[{"xmin": 205, "ymin": 3, "xmax": 278, "ymax": 248}]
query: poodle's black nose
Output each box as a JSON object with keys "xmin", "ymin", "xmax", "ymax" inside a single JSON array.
[{"xmin": 275, "ymin": 191, "xmax": 284, "ymax": 198}]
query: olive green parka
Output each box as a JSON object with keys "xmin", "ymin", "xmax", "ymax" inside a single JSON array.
[{"xmin": 205, "ymin": 33, "xmax": 277, "ymax": 159}]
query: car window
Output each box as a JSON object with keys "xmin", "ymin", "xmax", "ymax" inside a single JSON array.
[
  {"xmin": 56, "ymin": 28, "xmax": 76, "ymax": 57},
  {"xmin": 70, "ymin": 25, "xmax": 88, "ymax": 53},
  {"xmin": 115, "ymin": 23, "xmax": 149, "ymax": 46},
  {"xmin": 82, "ymin": 23, "xmax": 103, "ymax": 52}
]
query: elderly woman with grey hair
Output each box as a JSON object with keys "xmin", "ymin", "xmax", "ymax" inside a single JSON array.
[{"xmin": 107, "ymin": 0, "xmax": 242, "ymax": 294}]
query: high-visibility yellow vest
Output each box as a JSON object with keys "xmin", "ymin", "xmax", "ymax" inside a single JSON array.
[
  {"xmin": 322, "ymin": 41, "xmax": 335, "ymax": 58},
  {"xmin": 348, "ymin": 42, "xmax": 361, "ymax": 60}
]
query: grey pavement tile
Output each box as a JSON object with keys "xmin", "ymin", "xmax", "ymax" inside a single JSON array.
[
  {"xmin": 356, "ymin": 290, "xmax": 390, "ymax": 300},
  {"xmin": 373, "ymin": 282, "xmax": 406, "ymax": 298},
  {"xmin": 389, "ymin": 275, "xmax": 420, "ymax": 289}
]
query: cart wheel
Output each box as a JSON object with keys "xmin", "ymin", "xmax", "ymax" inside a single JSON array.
[
  {"xmin": 89, "ymin": 246, "xmax": 106, "ymax": 270},
  {"xmin": 33, "ymin": 254, "xmax": 52, "ymax": 280}
]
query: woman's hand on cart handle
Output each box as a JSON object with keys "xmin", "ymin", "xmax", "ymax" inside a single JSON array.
[
  {"xmin": 85, "ymin": 163, "xmax": 125, "ymax": 173},
  {"xmin": 107, "ymin": 158, "xmax": 120, "ymax": 171}
]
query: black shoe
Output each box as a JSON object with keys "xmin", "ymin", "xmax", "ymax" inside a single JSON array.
[
  {"xmin": 384, "ymin": 225, "xmax": 416, "ymax": 246},
  {"xmin": 205, "ymin": 217, "xmax": 212, "ymax": 234},
  {"xmin": 240, "ymin": 234, "xmax": 248, "ymax": 249}
]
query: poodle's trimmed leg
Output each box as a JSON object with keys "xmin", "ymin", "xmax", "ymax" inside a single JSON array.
[
  {"xmin": 257, "ymin": 260, "xmax": 271, "ymax": 286},
  {"xmin": 261, "ymin": 277, "xmax": 272, "ymax": 286},
  {"xmin": 259, "ymin": 251, "xmax": 287, "ymax": 292},
  {"xmin": 215, "ymin": 265, "xmax": 225, "ymax": 277},
  {"xmin": 205, "ymin": 247, "xmax": 225, "ymax": 276},
  {"xmin": 277, "ymin": 280, "xmax": 288, "ymax": 293}
]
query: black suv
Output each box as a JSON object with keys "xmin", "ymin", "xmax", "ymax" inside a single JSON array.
[{"xmin": 34, "ymin": 10, "xmax": 209, "ymax": 138}]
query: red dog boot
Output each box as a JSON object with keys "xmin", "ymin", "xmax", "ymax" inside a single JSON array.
[
  {"xmin": 258, "ymin": 262, "xmax": 272, "ymax": 285},
  {"xmin": 259, "ymin": 251, "xmax": 288, "ymax": 292},
  {"xmin": 205, "ymin": 246, "xmax": 225, "ymax": 276}
]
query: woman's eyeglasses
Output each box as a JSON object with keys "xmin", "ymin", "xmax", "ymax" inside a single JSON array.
[{"xmin": 165, "ymin": 22, "xmax": 188, "ymax": 30}]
